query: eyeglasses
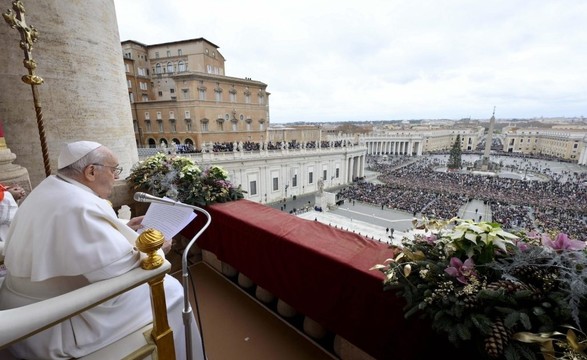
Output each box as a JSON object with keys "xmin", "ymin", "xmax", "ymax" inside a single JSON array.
[{"xmin": 92, "ymin": 163, "xmax": 123, "ymax": 176}]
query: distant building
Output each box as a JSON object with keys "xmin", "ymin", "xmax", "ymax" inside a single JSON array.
[
  {"xmin": 122, "ymin": 38, "xmax": 270, "ymax": 150},
  {"xmin": 502, "ymin": 125, "xmax": 587, "ymax": 161},
  {"xmin": 359, "ymin": 125, "xmax": 484, "ymax": 155}
]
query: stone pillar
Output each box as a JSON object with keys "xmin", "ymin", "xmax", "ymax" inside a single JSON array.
[
  {"xmin": 0, "ymin": 121, "xmax": 30, "ymax": 190},
  {"xmin": 0, "ymin": 0, "xmax": 137, "ymax": 188}
]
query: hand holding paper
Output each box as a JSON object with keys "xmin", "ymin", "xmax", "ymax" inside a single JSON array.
[{"xmin": 140, "ymin": 197, "xmax": 197, "ymax": 241}]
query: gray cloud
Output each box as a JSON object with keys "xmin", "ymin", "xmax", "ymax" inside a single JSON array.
[{"xmin": 114, "ymin": 0, "xmax": 587, "ymax": 122}]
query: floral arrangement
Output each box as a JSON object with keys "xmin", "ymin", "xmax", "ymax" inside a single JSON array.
[
  {"xmin": 127, "ymin": 152, "xmax": 245, "ymax": 206},
  {"xmin": 371, "ymin": 217, "xmax": 587, "ymax": 360}
]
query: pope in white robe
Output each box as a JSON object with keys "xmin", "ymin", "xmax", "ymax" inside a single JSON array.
[{"xmin": 0, "ymin": 141, "xmax": 205, "ymax": 359}]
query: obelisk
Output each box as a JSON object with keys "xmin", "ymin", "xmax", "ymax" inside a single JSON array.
[{"xmin": 481, "ymin": 108, "xmax": 496, "ymax": 171}]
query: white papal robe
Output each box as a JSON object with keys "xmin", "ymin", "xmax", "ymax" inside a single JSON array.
[
  {"xmin": 0, "ymin": 175, "xmax": 204, "ymax": 359},
  {"xmin": 0, "ymin": 190, "xmax": 18, "ymax": 243}
]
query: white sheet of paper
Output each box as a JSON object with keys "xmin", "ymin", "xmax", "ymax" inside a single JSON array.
[{"xmin": 140, "ymin": 198, "xmax": 196, "ymax": 240}]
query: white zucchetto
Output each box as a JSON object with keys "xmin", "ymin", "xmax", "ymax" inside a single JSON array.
[{"xmin": 57, "ymin": 141, "xmax": 102, "ymax": 169}]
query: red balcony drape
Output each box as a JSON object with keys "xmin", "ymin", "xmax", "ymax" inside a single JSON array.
[{"xmin": 184, "ymin": 200, "xmax": 475, "ymax": 359}]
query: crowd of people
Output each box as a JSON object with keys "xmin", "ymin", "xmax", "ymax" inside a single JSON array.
[
  {"xmin": 339, "ymin": 154, "xmax": 587, "ymax": 240},
  {"xmin": 161, "ymin": 139, "xmax": 356, "ymax": 154}
]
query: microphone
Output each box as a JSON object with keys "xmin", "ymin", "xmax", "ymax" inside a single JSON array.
[
  {"xmin": 133, "ymin": 192, "xmax": 197, "ymax": 210},
  {"xmin": 133, "ymin": 191, "xmax": 211, "ymax": 360}
]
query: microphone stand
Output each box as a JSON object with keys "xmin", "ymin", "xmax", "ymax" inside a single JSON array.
[{"xmin": 180, "ymin": 205, "xmax": 211, "ymax": 360}]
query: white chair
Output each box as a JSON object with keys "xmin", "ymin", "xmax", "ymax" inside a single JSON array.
[{"xmin": 0, "ymin": 258, "xmax": 175, "ymax": 360}]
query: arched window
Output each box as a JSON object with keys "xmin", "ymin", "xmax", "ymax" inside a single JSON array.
[
  {"xmin": 155, "ymin": 63, "xmax": 162, "ymax": 74},
  {"xmin": 167, "ymin": 62, "xmax": 173, "ymax": 73},
  {"xmin": 178, "ymin": 61, "xmax": 186, "ymax": 72}
]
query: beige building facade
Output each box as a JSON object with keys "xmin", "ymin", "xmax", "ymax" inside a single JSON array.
[
  {"xmin": 122, "ymin": 38, "xmax": 270, "ymax": 150},
  {"xmin": 359, "ymin": 126, "xmax": 484, "ymax": 155},
  {"xmin": 502, "ymin": 126, "xmax": 586, "ymax": 161}
]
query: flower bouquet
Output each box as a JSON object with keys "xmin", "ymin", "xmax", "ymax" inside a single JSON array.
[
  {"xmin": 371, "ymin": 217, "xmax": 587, "ymax": 359},
  {"xmin": 127, "ymin": 152, "xmax": 245, "ymax": 206}
]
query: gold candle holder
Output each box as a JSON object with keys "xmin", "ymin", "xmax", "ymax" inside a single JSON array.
[{"xmin": 135, "ymin": 228, "xmax": 165, "ymax": 270}]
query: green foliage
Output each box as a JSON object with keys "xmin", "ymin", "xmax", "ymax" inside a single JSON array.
[
  {"xmin": 127, "ymin": 152, "xmax": 246, "ymax": 206},
  {"xmin": 371, "ymin": 217, "xmax": 587, "ymax": 359},
  {"xmin": 447, "ymin": 135, "xmax": 462, "ymax": 169}
]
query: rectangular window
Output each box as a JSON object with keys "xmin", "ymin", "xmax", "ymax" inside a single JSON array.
[
  {"xmin": 156, "ymin": 112, "xmax": 162, "ymax": 120},
  {"xmin": 158, "ymin": 121, "xmax": 163, "ymax": 132},
  {"xmin": 178, "ymin": 49, "xmax": 182, "ymax": 56},
  {"xmin": 170, "ymin": 88, "xmax": 175, "ymax": 94},
  {"xmin": 169, "ymin": 111, "xmax": 174, "ymax": 119},
  {"xmin": 249, "ymin": 180, "xmax": 257, "ymax": 196},
  {"xmin": 184, "ymin": 111, "xmax": 191, "ymax": 119},
  {"xmin": 309, "ymin": 172, "xmax": 313, "ymax": 184},
  {"xmin": 129, "ymin": 93, "xmax": 134, "ymax": 103},
  {"xmin": 245, "ymin": 94, "xmax": 251, "ymax": 104},
  {"xmin": 215, "ymin": 91, "xmax": 222, "ymax": 102},
  {"xmin": 166, "ymin": 50, "xmax": 171, "ymax": 57},
  {"xmin": 127, "ymin": 80, "xmax": 132, "ymax": 88},
  {"xmin": 185, "ymin": 120, "xmax": 192, "ymax": 131},
  {"xmin": 142, "ymin": 95, "xmax": 148, "ymax": 102},
  {"xmin": 201, "ymin": 122, "xmax": 208, "ymax": 132},
  {"xmin": 144, "ymin": 112, "xmax": 150, "ymax": 120},
  {"xmin": 323, "ymin": 170, "xmax": 327, "ymax": 181},
  {"xmin": 272, "ymin": 177, "xmax": 279, "ymax": 191},
  {"xmin": 170, "ymin": 121, "xmax": 176, "ymax": 132},
  {"xmin": 145, "ymin": 121, "xmax": 151, "ymax": 132},
  {"xmin": 199, "ymin": 89, "xmax": 206, "ymax": 101},
  {"xmin": 182, "ymin": 89, "xmax": 189, "ymax": 99},
  {"xmin": 336, "ymin": 168, "xmax": 340, "ymax": 178},
  {"xmin": 158, "ymin": 91, "xmax": 163, "ymax": 97},
  {"xmin": 246, "ymin": 122, "xmax": 251, "ymax": 131},
  {"xmin": 292, "ymin": 174, "xmax": 297, "ymax": 187},
  {"xmin": 230, "ymin": 93, "xmax": 236, "ymax": 102},
  {"xmin": 125, "ymin": 64, "xmax": 130, "ymax": 73},
  {"xmin": 218, "ymin": 121, "xmax": 224, "ymax": 131}
]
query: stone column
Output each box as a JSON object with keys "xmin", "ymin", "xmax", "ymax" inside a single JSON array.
[
  {"xmin": 0, "ymin": 121, "xmax": 30, "ymax": 190},
  {"xmin": 0, "ymin": 0, "xmax": 137, "ymax": 188}
]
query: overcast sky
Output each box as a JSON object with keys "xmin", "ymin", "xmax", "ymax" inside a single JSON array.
[{"xmin": 113, "ymin": 0, "xmax": 586, "ymax": 124}]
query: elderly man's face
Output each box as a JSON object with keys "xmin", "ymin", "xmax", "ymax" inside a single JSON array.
[{"xmin": 89, "ymin": 148, "xmax": 120, "ymax": 199}]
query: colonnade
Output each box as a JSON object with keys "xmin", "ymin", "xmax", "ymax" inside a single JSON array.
[
  {"xmin": 347, "ymin": 154, "xmax": 365, "ymax": 181},
  {"xmin": 363, "ymin": 139, "xmax": 422, "ymax": 156}
]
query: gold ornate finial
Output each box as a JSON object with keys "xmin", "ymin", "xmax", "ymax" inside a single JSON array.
[
  {"xmin": 3, "ymin": 0, "xmax": 51, "ymax": 177},
  {"xmin": 135, "ymin": 228, "xmax": 165, "ymax": 270},
  {"xmin": 3, "ymin": 1, "xmax": 43, "ymax": 86}
]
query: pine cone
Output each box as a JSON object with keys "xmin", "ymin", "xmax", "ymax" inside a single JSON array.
[
  {"xmin": 484, "ymin": 318, "xmax": 513, "ymax": 358},
  {"xmin": 462, "ymin": 293, "xmax": 479, "ymax": 309},
  {"xmin": 511, "ymin": 265, "xmax": 540, "ymax": 279},
  {"xmin": 486, "ymin": 280, "xmax": 541, "ymax": 300},
  {"xmin": 486, "ymin": 280, "xmax": 530, "ymax": 293},
  {"xmin": 511, "ymin": 266, "xmax": 553, "ymax": 288}
]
